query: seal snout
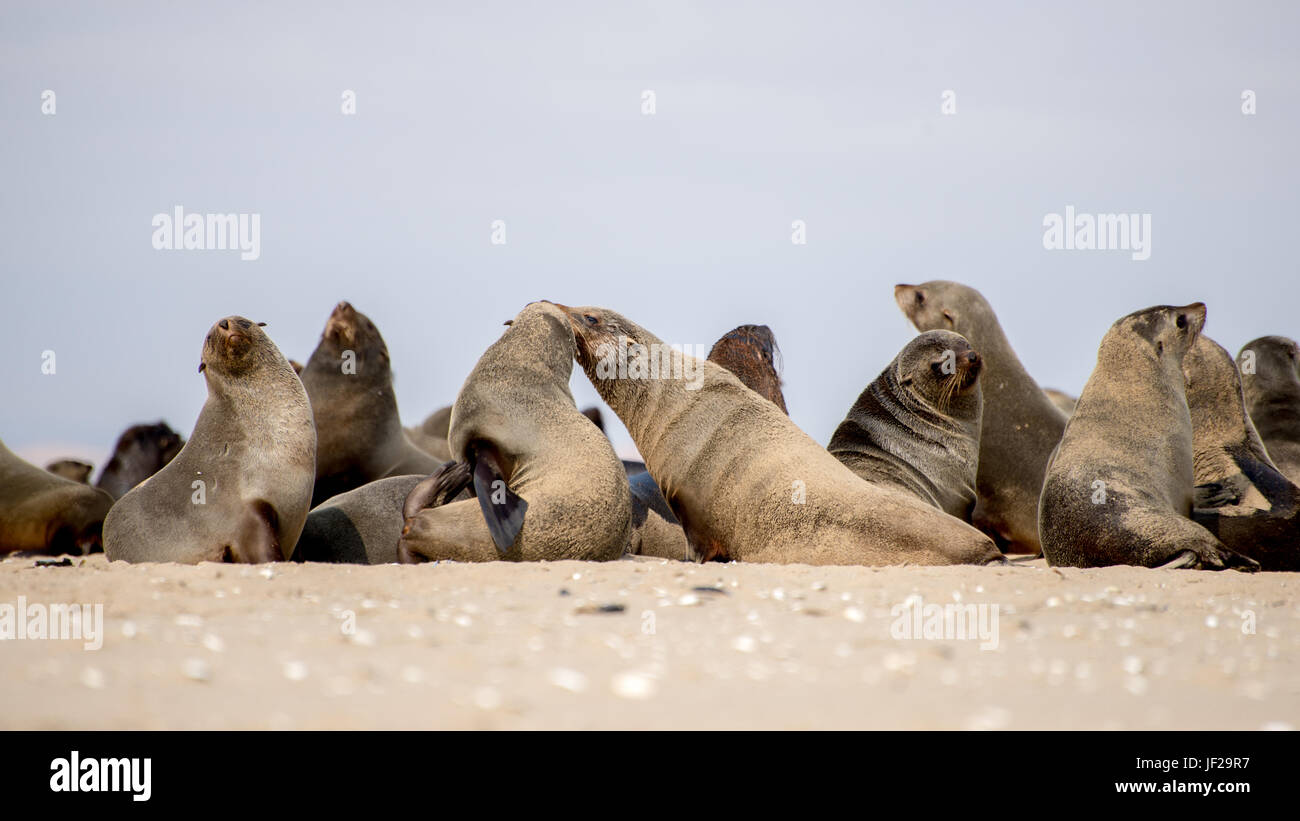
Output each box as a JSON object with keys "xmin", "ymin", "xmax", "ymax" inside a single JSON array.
[{"xmin": 324, "ymin": 301, "xmax": 359, "ymax": 346}]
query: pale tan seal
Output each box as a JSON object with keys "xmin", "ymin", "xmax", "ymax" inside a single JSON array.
[
  {"xmin": 398, "ymin": 301, "xmax": 632, "ymax": 563},
  {"xmin": 828, "ymin": 330, "xmax": 982, "ymax": 520},
  {"xmin": 1186, "ymin": 334, "xmax": 1300, "ymax": 571},
  {"xmin": 1, "ymin": 440, "xmax": 113, "ymax": 554},
  {"xmin": 292, "ymin": 474, "xmax": 427, "ymax": 564},
  {"xmin": 1239, "ymin": 335, "xmax": 1300, "ymax": 485},
  {"xmin": 301, "ymin": 301, "xmax": 440, "ymax": 506},
  {"xmin": 895, "ymin": 281, "xmax": 1067, "ymax": 554},
  {"xmin": 103, "ymin": 317, "xmax": 316, "ymax": 563},
  {"xmin": 405, "ymin": 405, "xmax": 453, "ymax": 462},
  {"xmin": 1039, "ymin": 304, "xmax": 1256, "ymax": 570},
  {"xmin": 45, "ymin": 459, "xmax": 93, "ymax": 484},
  {"xmin": 558, "ymin": 304, "xmax": 1001, "ymax": 566}
]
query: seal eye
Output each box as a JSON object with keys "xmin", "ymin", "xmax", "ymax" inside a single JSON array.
[
  {"xmin": 1176, "ymin": 314, "xmax": 1187, "ymax": 330},
  {"xmin": 915, "ymin": 292, "xmax": 925, "ymax": 305},
  {"xmin": 1156, "ymin": 341, "xmax": 1164, "ymax": 356},
  {"xmin": 583, "ymin": 314, "xmax": 598, "ymax": 327}
]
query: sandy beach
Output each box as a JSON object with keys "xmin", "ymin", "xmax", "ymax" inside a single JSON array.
[{"xmin": 1, "ymin": 553, "xmax": 1295, "ymax": 730}]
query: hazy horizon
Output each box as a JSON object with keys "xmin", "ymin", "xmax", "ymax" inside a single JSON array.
[{"xmin": 3, "ymin": 1, "xmax": 1298, "ymax": 474}]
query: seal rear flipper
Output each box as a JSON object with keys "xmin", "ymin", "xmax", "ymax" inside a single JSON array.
[
  {"xmin": 230, "ymin": 500, "xmax": 281, "ymax": 563},
  {"xmin": 403, "ymin": 461, "xmax": 474, "ymax": 521},
  {"xmin": 469, "ymin": 443, "xmax": 527, "ymax": 554},
  {"xmin": 1193, "ymin": 481, "xmax": 1240, "ymax": 509},
  {"xmin": 669, "ymin": 500, "xmax": 729, "ymax": 563}
]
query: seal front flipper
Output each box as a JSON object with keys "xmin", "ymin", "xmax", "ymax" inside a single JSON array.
[
  {"xmin": 402, "ymin": 461, "xmax": 473, "ymax": 521},
  {"xmin": 230, "ymin": 499, "xmax": 282, "ymax": 563},
  {"xmin": 469, "ymin": 443, "xmax": 527, "ymax": 554},
  {"xmin": 669, "ymin": 499, "xmax": 728, "ymax": 563}
]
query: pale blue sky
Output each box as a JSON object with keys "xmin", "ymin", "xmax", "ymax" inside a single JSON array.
[{"xmin": 2, "ymin": 1, "xmax": 1297, "ymax": 468}]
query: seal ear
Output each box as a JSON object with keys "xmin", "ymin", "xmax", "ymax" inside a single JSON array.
[
  {"xmin": 469, "ymin": 442, "xmax": 527, "ymax": 554},
  {"xmin": 198, "ymin": 362, "xmax": 206, "ymax": 373}
]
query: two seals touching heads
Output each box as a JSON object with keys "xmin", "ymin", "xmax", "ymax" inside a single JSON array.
[
  {"xmin": 829, "ymin": 330, "xmax": 983, "ymax": 520},
  {"xmin": 103, "ymin": 317, "xmax": 316, "ymax": 563},
  {"xmin": 1239, "ymin": 335, "xmax": 1300, "ymax": 485},
  {"xmin": 1186, "ymin": 334, "xmax": 1300, "ymax": 570},
  {"xmin": 1, "ymin": 440, "xmax": 113, "ymax": 555},
  {"xmin": 1039, "ymin": 304, "xmax": 1256, "ymax": 570},
  {"xmin": 895, "ymin": 281, "xmax": 1066, "ymax": 555},
  {"xmin": 558, "ymin": 304, "xmax": 1001, "ymax": 566},
  {"xmin": 398, "ymin": 301, "xmax": 632, "ymax": 563},
  {"xmin": 301, "ymin": 301, "xmax": 441, "ymax": 507}
]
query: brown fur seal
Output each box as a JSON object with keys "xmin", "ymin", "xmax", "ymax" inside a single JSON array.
[
  {"xmin": 707, "ymin": 324, "xmax": 788, "ymax": 412},
  {"xmin": 1, "ymin": 440, "xmax": 113, "ymax": 554},
  {"xmin": 1239, "ymin": 336, "xmax": 1300, "ymax": 485},
  {"xmin": 1039, "ymin": 304, "xmax": 1256, "ymax": 570},
  {"xmin": 293, "ymin": 474, "xmax": 427, "ymax": 564},
  {"xmin": 103, "ymin": 317, "xmax": 316, "ymax": 563},
  {"xmin": 627, "ymin": 322, "xmax": 792, "ymax": 559},
  {"xmin": 1186, "ymin": 335, "xmax": 1300, "ymax": 571},
  {"xmin": 405, "ymin": 405, "xmax": 453, "ymax": 462},
  {"xmin": 1043, "ymin": 389, "xmax": 1077, "ymax": 416},
  {"xmin": 558, "ymin": 304, "xmax": 1001, "ymax": 566},
  {"xmin": 95, "ymin": 421, "xmax": 184, "ymax": 499},
  {"xmin": 46, "ymin": 459, "xmax": 93, "ymax": 484},
  {"xmin": 301, "ymin": 302, "xmax": 440, "ymax": 506},
  {"xmin": 828, "ymin": 330, "xmax": 982, "ymax": 520},
  {"xmin": 896, "ymin": 281, "xmax": 1067, "ymax": 554},
  {"xmin": 398, "ymin": 301, "xmax": 632, "ymax": 563}
]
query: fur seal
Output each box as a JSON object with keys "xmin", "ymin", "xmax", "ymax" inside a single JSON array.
[
  {"xmin": 103, "ymin": 317, "xmax": 316, "ymax": 563},
  {"xmin": 1, "ymin": 440, "xmax": 113, "ymax": 554},
  {"xmin": 398, "ymin": 301, "xmax": 632, "ymax": 563},
  {"xmin": 95, "ymin": 421, "xmax": 184, "ymax": 499},
  {"xmin": 46, "ymin": 459, "xmax": 93, "ymax": 484},
  {"xmin": 895, "ymin": 281, "xmax": 1066, "ymax": 554},
  {"xmin": 1043, "ymin": 389, "xmax": 1077, "ymax": 416},
  {"xmin": 292, "ymin": 474, "xmax": 426, "ymax": 564},
  {"xmin": 1039, "ymin": 304, "xmax": 1256, "ymax": 570},
  {"xmin": 558, "ymin": 304, "xmax": 1001, "ymax": 566},
  {"xmin": 1186, "ymin": 335, "xmax": 1300, "ymax": 571},
  {"xmin": 828, "ymin": 330, "xmax": 982, "ymax": 520},
  {"xmin": 1239, "ymin": 335, "xmax": 1300, "ymax": 485},
  {"xmin": 301, "ymin": 302, "xmax": 440, "ymax": 506},
  {"xmin": 706, "ymin": 324, "xmax": 788, "ymax": 412},
  {"xmin": 626, "ymin": 322, "xmax": 792, "ymax": 559}
]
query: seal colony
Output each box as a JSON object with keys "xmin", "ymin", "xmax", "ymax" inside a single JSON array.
[{"xmin": 6, "ymin": 285, "xmax": 1297, "ymax": 573}]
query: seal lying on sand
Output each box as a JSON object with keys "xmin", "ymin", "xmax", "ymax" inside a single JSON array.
[
  {"xmin": 1185, "ymin": 334, "xmax": 1300, "ymax": 571},
  {"xmin": 95, "ymin": 421, "xmax": 184, "ymax": 499},
  {"xmin": 103, "ymin": 317, "xmax": 316, "ymax": 563},
  {"xmin": 829, "ymin": 330, "xmax": 983, "ymax": 520},
  {"xmin": 1039, "ymin": 304, "xmax": 1256, "ymax": 570},
  {"xmin": 1239, "ymin": 335, "xmax": 1300, "ymax": 485},
  {"xmin": 301, "ymin": 302, "xmax": 440, "ymax": 506},
  {"xmin": 398, "ymin": 301, "xmax": 632, "ymax": 563},
  {"xmin": 1, "ymin": 440, "xmax": 112, "ymax": 554},
  {"xmin": 896, "ymin": 281, "xmax": 1066, "ymax": 554},
  {"xmin": 292, "ymin": 475, "xmax": 426, "ymax": 564},
  {"xmin": 558, "ymin": 304, "xmax": 1001, "ymax": 566}
]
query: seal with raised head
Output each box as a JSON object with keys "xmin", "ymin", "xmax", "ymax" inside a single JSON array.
[
  {"xmin": 895, "ymin": 281, "xmax": 1066, "ymax": 555},
  {"xmin": 1039, "ymin": 304, "xmax": 1257, "ymax": 570},
  {"xmin": 103, "ymin": 317, "xmax": 316, "ymax": 563},
  {"xmin": 1185, "ymin": 334, "xmax": 1300, "ymax": 571},
  {"xmin": 398, "ymin": 301, "xmax": 632, "ymax": 563},
  {"xmin": 627, "ymin": 322, "xmax": 791, "ymax": 559},
  {"xmin": 1, "ymin": 440, "xmax": 113, "ymax": 554},
  {"xmin": 301, "ymin": 301, "xmax": 440, "ymax": 506},
  {"xmin": 557, "ymin": 304, "xmax": 1001, "ymax": 566},
  {"xmin": 828, "ymin": 330, "xmax": 982, "ymax": 520},
  {"xmin": 95, "ymin": 421, "xmax": 184, "ymax": 499},
  {"xmin": 1239, "ymin": 335, "xmax": 1300, "ymax": 485}
]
